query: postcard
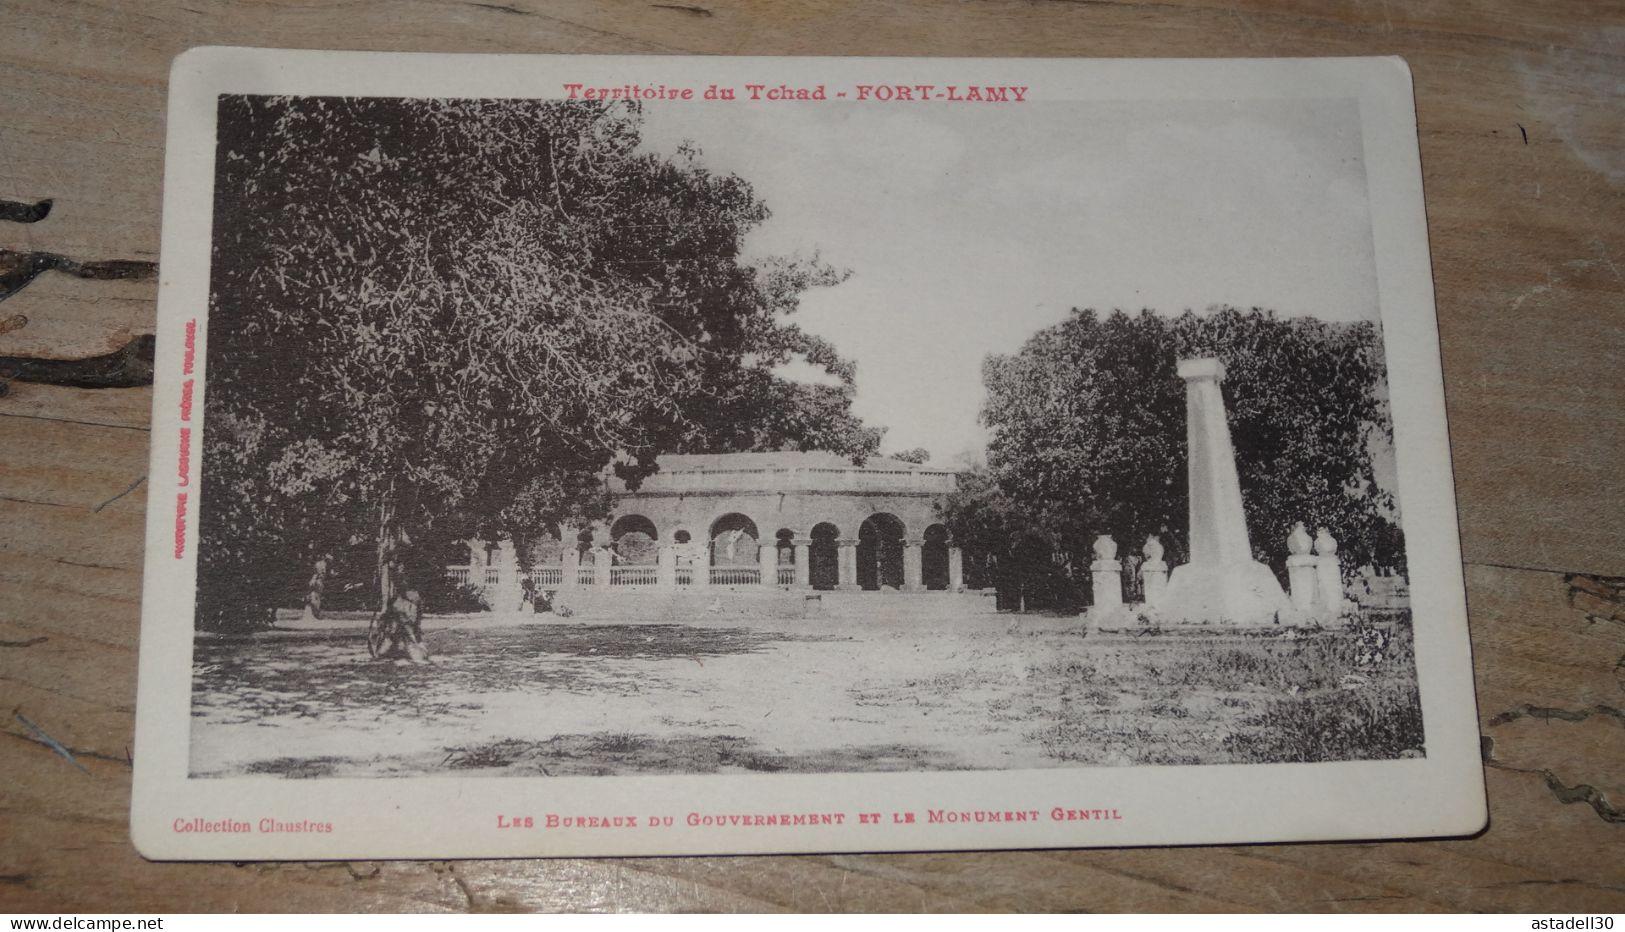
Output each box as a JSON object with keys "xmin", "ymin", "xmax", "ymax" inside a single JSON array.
[{"xmin": 132, "ymin": 48, "xmax": 1486, "ymax": 859}]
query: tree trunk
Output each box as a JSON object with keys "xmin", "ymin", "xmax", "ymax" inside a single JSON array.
[{"xmin": 377, "ymin": 498, "xmax": 395, "ymax": 615}]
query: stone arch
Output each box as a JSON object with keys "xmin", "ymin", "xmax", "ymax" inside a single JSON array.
[
  {"xmin": 810, "ymin": 521, "xmax": 841, "ymax": 591},
  {"xmin": 923, "ymin": 522, "xmax": 951, "ymax": 591},
  {"xmin": 858, "ymin": 513, "xmax": 907, "ymax": 591},
  {"xmin": 709, "ymin": 512, "xmax": 761, "ymax": 567},
  {"xmin": 610, "ymin": 514, "xmax": 659, "ymax": 566},
  {"xmin": 525, "ymin": 532, "xmax": 564, "ymax": 568}
]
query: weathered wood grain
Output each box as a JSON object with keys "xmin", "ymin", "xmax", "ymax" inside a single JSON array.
[{"xmin": 1, "ymin": 0, "xmax": 1621, "ymax": 914}]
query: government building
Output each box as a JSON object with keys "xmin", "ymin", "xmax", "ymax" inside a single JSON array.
[{"xmin": 447, "ymin": 451, "xmax": 967, "ymax": 599}]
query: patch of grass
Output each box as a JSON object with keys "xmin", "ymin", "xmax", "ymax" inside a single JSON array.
[
  {"xmin": 1154, "ymin": 619, "xmax": 1416, "ymax": 695},
  {"xmin": 443, "ymin": 739, "xmax": 532, "ymax": 769},
  {"xmin": 1223, "ymin": 680, "xmax": 1425, "ymax": 762},
  {"xmin": 1160, "ymin": 641, "xmax": 1331, "ymax": 692},
  {"xmin": 1079, "ymin": 687, "xmax": 1118, "ymax": 707},
  {"xmin": 243, "ymin": 755, "xmax": 346, "ymax": 778},
  {"xmin": 1023, "ymin": 613, "xmax": 1422, "ymax": 767},
  {"xmin": 1030, "ymin": 718, "xmax": 1214, "ymax": 767},
  {"xmin": 190, "ymin": 624, "xmax": 822, "ymax": 727},
  {"xmin": 1025, "ymin": 658, "xmax": 1103, "ymax": 684},
  {"xmin": 194, "ymin": 607, "xmax": 1425, "ymax": 776},
  {"xmin": 442, "ymin": 733, "xmax": 959, "ymax": 776},
  {"xmin": 901, "ymin": 670, "xmax": 982, "ymax": 693},
  {"xmin": 1144, "ymin": 699, "xmax": 1191, "ymax": 720},
  {"xmin": 717, "ymin": 744, "xmax": 787, "ymax": 772},
  {"xmin": 586, "ymin": 733, "xmax": 646, "ymax": 755}
]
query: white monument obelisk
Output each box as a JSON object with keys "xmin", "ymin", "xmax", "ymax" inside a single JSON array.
[{"xmin": 1156, "ymin": 358, "xmax": 1293, "ymax": 625}]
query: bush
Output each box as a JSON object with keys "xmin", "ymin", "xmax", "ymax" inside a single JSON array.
[{"xmin": 421, "ymin": 579, "xmax": 489, "ymax": 614}]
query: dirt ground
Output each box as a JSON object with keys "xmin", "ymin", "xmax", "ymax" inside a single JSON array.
[{"xmin": 189, "ymin": 608, "xmax": 1423, "ymax": 778}]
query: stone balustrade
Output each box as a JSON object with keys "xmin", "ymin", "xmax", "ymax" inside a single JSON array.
[{"xmin": 446, "ymin": 537, "xmax": 965, "ymax": 597}]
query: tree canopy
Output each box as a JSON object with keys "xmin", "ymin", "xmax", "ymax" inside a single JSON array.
[
  {"xmin": 946, "ymin": 306, "xmax": 1403, "ymax": 609},
  {"xmin": 199, "ymin": 95, "xmax": 879, "ymax": 625}
]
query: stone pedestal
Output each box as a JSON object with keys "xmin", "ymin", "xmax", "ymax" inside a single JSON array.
[
  {"xmin": 690, "ymin": 548, "xmax": 709, "ymax": 588},
  {"xmin": 759, "ymin": 543, "xmax": 779, "ymax": 588},
  {"xmin": 1139, "ymin": 536, "xmax": 1167, "ymax": 606},
  {"xmin": 903, "ymin": 539, "xmax": 925, "ymax": 592},
  {"xmin": 657, "ymin": 545, "xmax": 677, "ymax": 588},
  {"xmin": 561, "ymin": 549, "xmax": 580, "ymax": 588},
  {"xmin": 836, "ymin": 538, "xmax": 860, "ymax": 591},
  {"xmin": 1160, "ymin": 561, "xmax": 1293, "ymax": 625},
  {"xmin": 1140, "ymin": 559, "xmax": 1168, "ymax": 606},
  {"xmin": 792, "ymin": 539, "xmax": 812, "ymax": 588},
  {"xmin": 491, "ymin": 540, "xmax": 525, "ymax": 614},
  {"xmin": 1316, "ymin": 556, "xmax": 1346, "ymax": 615},
  {"xmin": 1287, "ymin": 554, "xmax": 1320, "ymax": 611},
  {"xmin": 1312, "ymin": 559, "xmax": 1344, "ymax": 625},
  {"xmin": 947, "ymin": 546, "xmax": 964, "ymax": 592},
  {"xmin": 1155, "ymin": 358, "xmax": 1293, "ymax": 626},
  {"xmin": 1313, "ymin": 527, "xmax": 1348, "ymax": 617},
  {"xmin": 1091, "ymin": 559, "xmax": 1124, "ymax": 609},
  {"xmin": 465, "ymin": 537, "xmax": 487, "ymax": 588},
  {"xmin": 592, "ymin": 548, "xmax": 612, "ymax": 588}
]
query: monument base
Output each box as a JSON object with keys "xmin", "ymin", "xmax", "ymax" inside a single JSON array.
[
  {"xmin": 1150, "ymin": 560, "xmax": 1294, "ymax": 626},
  {"xmin": 1086, "ymin": 604, "xmax": 1139, "ymax": 631}
]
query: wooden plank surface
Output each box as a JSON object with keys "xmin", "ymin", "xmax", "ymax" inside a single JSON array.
[{"xmin": 1, "ymin": 0, "xmax": 1621, "ymax": 913}]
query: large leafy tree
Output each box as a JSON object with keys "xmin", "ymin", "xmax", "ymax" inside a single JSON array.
[
  {"xmin": 199, "ymin": 95, "xmax": 878, "ymax": 626},
  {"xmin": 959, "ymin": 307, "xmax": 1401, "ymax": 609},
  {"xmin": 938, "ymin": 466, "xmax": 1080, "ymax": 612}
]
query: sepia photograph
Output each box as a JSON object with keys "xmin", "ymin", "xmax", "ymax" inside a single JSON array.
[{"xmin": 186, "ymin": 87, "xmax": 1420, "ymax": 781}]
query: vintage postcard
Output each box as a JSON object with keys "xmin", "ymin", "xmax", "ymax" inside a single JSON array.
[{"xmin": 132, "ymin": 48, "xmax": 1486, "ymax": 859}]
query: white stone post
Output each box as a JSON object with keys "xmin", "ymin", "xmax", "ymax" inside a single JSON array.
[
  {"xmin": 1314, "ymin": 527, "xmax": 1347, "ymax": 617},
  {"xmin": 690, "ymin": 542, "xmax": 709, "ymax": 588},
  {"xmin": 836, "ymin": 538, "xmax": 860, "ymax": 591},
  {"xmin": 1285, "ymin": 521, "xmax": 1319, "ymax": 611},
  {"xmin": 657, "ymin": 545, "xmax": 677, "ymax": 589},
  {"xmin": 492, "ymin": 539, "xmax": 524, "ymax": 614},
  {"xmin": 903, "ymin": 539, "xmax": 925, "ymax": 592},
  {"xmin": 948, "ymin": 545, "xmax": 965, "ymax": 592},
  {"xmin": 561, "ymin": 548, "xmax": 580, "ymax": 588},
  {"xmin": 1090, "ymin": 535, "xmax": 1124, "ymax": 611},
  {"xmin": 1157, "ymin": 358, "xmax": 1293, "ymax": 625},
  {"xmin": 758, "ymin": 541, "xmax": 779, "ymax": 588},
  {"xmin": 466, "ymin": 537, "xmax": 487, "ymax": 585},
  {"xmin": 792, "ymin": 538, "xmax": 812, "ymax": 588},
  {"xmin": 1140, "ymin": 535, "xmax": 1168, "ymax": 607},
  {"xmin": 593, "ymin": 547, "xmax": 611, "ymax": 588}
]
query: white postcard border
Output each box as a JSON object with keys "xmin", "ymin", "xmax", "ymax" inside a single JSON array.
[{"xmin": 133, "ymin": 49, "xmax": 1486, "ymax": 860}]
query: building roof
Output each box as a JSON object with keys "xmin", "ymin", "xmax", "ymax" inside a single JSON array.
[
  {"xmin": 645, "ymin": 451, "xmax": 951, "ymax": 473},
  {"xmin": 606, "ymin": 449, "xmax": 958, "ymax": 501}
]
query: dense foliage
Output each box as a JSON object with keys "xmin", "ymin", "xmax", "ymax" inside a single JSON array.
[
  {"xmin": 199, "ymin": 96, "xmax": 878, "ymax": 627},
  {"xmin": 945, "ymin": 307, "xmax": 1404, "ymax": 610}
]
